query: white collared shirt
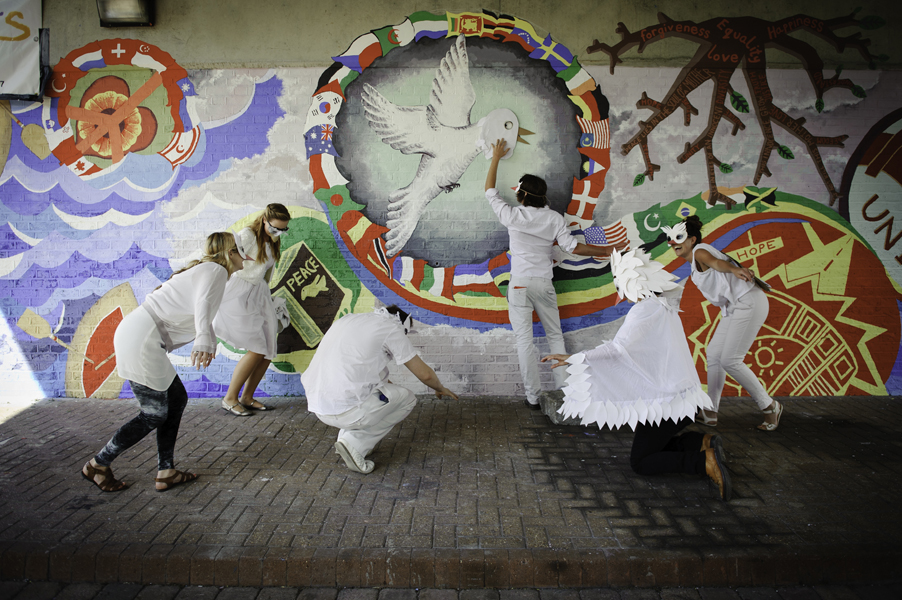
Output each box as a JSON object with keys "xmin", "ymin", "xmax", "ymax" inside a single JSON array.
[
  {"xmin": 301, "ymin": 309, "xmax": 418, "ymax": 415},
  {"xmin": 486, "ymin": 188, "xmax": 578, "ymax": 279}
]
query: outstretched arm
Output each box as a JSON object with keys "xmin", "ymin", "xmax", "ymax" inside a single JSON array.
[
  {"xmin": 541, "ymin": 354, "xmax": 572, "ymax": 369},
  {"xmin": 571, "ymin": 239, "xmax": 628, "ymax": 259},
  {"xmin": 694, "ymin": 248, "xmax": 753, "ymax": 282},
  {"xmin": 404, "ymin": 355, "xmax": 459, "ymax": 400},
  {"xmin": 485, "ymin": 139, "xmax": 508, "ymax": 191}
]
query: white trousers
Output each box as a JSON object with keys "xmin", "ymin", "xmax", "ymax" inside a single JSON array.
[
  {"xmin": 706, "ymin": 287, "xmax": 773, "ymax": 412},
  {"xmin": 314, "ymin": 383, "xmax": 417, "ymax": 457},
  {"xmin": 507, "ymin": 276, "xmax": 567, "ymax": 403}
]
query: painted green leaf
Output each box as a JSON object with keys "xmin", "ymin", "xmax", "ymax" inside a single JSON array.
[
  {"xmin": 852, "ymin": 85, "xmax": 867, "ymax": 98},
  {"xmin": 719, "ymin": 163, "xmax": 733, "ymax": 174},
  {"xmin": 877, "ymin": 54, "xmax": 890, "ymax": 63},
  {"xmin": 730, "ymin": 91, "xmax": 750, "ymax": 113},
  {"xmin": 835, "ymin": 65, "xmax": 843, "ymax": 78},
  {"xmin": 777, "ymin": 145, "xmax": 794, "ymax": 160},
  {"xmin": 860, "ymin": 15, "xmax": 886, "ymax": 30},
  {"xmin": 815, "ymin": 98, "xmax": 824, "ymax": 113},
  {"xmin": 633, "ymin": 173, "xmax": 646, "ymax": 187}
]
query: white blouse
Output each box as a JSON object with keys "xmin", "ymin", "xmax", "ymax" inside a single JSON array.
[
  {"xmin": 116, "ymin": 261, "xmax": 229, "ymax": 390},
  {"xmin": 690, "ymin": 243, "xmax": 755, "ymax": 317},
  {"xmin": 232, "ymin": 227, "xmax": 274, "ymax": 284}
]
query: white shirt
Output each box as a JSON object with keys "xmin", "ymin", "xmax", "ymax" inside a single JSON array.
[
  {"xmin": 486, "ymin": 188, "xmax": 578, "ymax": 279},
  {"xmin": 232, "ymin": 227, "xmax": 274, "ymax": 284},
  {"xmin": 690, "ymin": 243, "xmax": 755, "ymax": 317},
  {"xmin": 302, "ymin": 309, "xmax": 418, "ymax": 415},
  {"xmin": 116, "ymin": 261, "xmax": 228, "ymax": 390}
]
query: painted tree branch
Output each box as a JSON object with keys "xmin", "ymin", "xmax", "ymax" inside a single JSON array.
[{"xmin": 587, "ymin": 11, "xmax": 885, "ymax": 207}]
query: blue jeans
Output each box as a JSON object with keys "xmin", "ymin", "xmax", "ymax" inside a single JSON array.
[{"xmin": 95, "ymin": 376, "xmax": 188, "ymax": 471}]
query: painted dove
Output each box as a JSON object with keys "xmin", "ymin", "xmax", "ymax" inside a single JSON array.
[{"xmin": 361, "ymin": 34, "xmax": 533, "ymax": 257}]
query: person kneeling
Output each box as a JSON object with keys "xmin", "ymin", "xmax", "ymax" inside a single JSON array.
[
  {"xmin": 542, "ymin": 249, "xmax": 732, "ymax": 501},
  {"xmin": 301, "ymin": 306, "xmax": 458, "ymax": 474}
]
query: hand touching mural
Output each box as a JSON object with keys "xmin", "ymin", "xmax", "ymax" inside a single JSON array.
[
  {"xmin": 589, "ymin": 10, "xmax": 887, "ymax": 207},
  {"xmin": 361, "ymin": 34, "xmax": 533, "ymax": 257}
]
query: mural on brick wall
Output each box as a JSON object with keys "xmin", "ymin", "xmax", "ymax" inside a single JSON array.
[{"xmin": 1, "ymin": 9, "xmax": 900, "ymax": 400}]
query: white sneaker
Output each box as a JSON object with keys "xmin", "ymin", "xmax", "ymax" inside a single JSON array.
[{"xmin": 334, "ymin": 440, "xmax": 374, "ymax": 474}]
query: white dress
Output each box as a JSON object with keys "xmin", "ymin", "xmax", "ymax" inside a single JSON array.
[
  {"xmin": 557, "ymin": 290, "xmax": 713, "ymax": 430},
  {"xmin": 213, "ymin": 228, "xmax": 279, "ymax": 360},
  {"xmin": 115, "ymin": 261, "xmax": 228, "ymax": 391}
]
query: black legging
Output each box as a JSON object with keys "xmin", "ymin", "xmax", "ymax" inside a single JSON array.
[
  {"xmin": 630, "ymin": 416, "xmax": 706, "ymax": 476},
  {"xmin": 94, "ymin": 376, "xmax": 188, "ymax": 471}
]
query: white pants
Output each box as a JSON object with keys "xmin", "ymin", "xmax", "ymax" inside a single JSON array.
[
  {"xmin": 706, "ymin": 287, "xmax": 772, "ymax": 412},
  {"xmin": 314, "ymin": 383, "xmax": 417, "ymax": 457},
  {"xmin": 507, "ymin": 276, "xmax": 567, "ymax": 403}
]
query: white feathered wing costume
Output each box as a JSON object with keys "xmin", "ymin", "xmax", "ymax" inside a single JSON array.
[{"xmin": 558, "ymin": 249, "xmax": 713, "ymax": 430}]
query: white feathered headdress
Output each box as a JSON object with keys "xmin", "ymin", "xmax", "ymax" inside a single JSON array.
[{"xmin": 610, "ymin": 248, "xmax": 679, "ymax": 303}]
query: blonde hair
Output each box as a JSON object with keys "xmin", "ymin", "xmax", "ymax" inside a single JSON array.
[
  {"xmin": 249, "ymin": 203, "xmax": 290, "ymax": 264},
  {"xmin": 159, "ymin": 232, "xmax": 239, "ymax": 289}
]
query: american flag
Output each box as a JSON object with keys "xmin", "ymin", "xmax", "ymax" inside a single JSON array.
[
  {"xmin": 576, "ymin": 116, "xmax": 610, "ymax": 150},
  {"xmin": 584, "ymin": 220, "xmax": 629, "ymax": 248}
]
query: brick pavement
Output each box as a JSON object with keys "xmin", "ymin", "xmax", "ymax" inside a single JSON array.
[
  {"xmin": 0, "ymin": 396, "xmax": 900, "ymax": 588},
  {"xmin": 1, "ymin": 581, "xmax": 900, "ymax": 599}
]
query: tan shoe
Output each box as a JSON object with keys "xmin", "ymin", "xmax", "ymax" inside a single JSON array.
[
  {"xmin": 705, "ymin": 448, "xmax": 732, "ymax": 501},
  {"xmin": 700, "ymin": 434, "xmax": 725, "ymax": 464}
]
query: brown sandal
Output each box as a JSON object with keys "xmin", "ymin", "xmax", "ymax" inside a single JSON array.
[
  {"xmin": 81, "ymin": 461, "xmax": 128, "ymax": 492},
  {"xmin": 155, "ymin": 470, "xmax": 198, "ymax": 492}
]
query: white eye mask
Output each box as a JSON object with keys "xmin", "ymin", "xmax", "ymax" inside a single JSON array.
[
  {"xmin": 266, "ymin": 224, "xmax": 285, "ymax": 238},
  {"xmin": 662, "ymin": 222, "xmax": 688, "ymax": 245}
]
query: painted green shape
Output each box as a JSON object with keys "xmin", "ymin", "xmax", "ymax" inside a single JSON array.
[
  {"xmin": 338, "ymin": 69, "xmax": 359, "ymax": 92},
  {"xmin": 409, "ymin": 11, "xmax": 447, "ymax": 26},
  {"xmin": 556, "ymin": 56, "xmax": 582, "ymax": 82},
  {"xmin": 859, "ymin": 15, "xmax": 886, "ymax": 30},
  {"xmin": 372, "ymin": 25, "xmax": 399, "ymax": 56},
  {"xmin": 729, "ymin": 91, "xmax": 750, "ymax": 114},
  {"xmin": 271, "ymin": 361, "xmax": 296, "ymax": 373},
  {"xmin": 877, "ymin": 54, "xmax": 890, "ymax": 63},
  {"xmin": 633, "ymin": 173, "xmax": 645, "ymax": 187},
  {"xmin": 852, "ymin": 85, "xmax": 867, "ymax": 98},
  {"xmin": 815, "ymin": 98, "xmax": 824, "ymax": 113},
  {"xmin": 835, "ymin": 65, "xmax": 843, "ymax": 78},
  {"xmin": 777, "ymin": 144, "xmax": 795, "ymax": 160},
  {"xmin": 313, "ymin": 185, "xmax": 365, "ymax": 227},
  {"xmin": 719, "ymin": 163, "xmax": 733, "ymax": 174},
  {"xmin": 272, "ymin": 286, "xmax": 324, "ymax": 348}
]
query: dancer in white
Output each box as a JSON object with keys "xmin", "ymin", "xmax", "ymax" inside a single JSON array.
[
  {"xmin": 485, "ymin": 139, "xmax": 623, "ymax": 408},
  {"xmin": 542, "ymin": 248, "xmax": 731, "ymax": 501},
  {"xmin": 214, "ymin": 203, "xmax": 291, "ymax": 416},
  {"xmin": 82, "ymin": 232, "xmax": 243, "ymax": 492},
  {"xmin": 663, "ymin": 215, "xmax": 782, "ymax": 431},
  {"xmin": 302, "ymin": 306, "xmax": 458, "ymax": 474}
]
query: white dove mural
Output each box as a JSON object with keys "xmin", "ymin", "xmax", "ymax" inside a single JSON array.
[{"xmin": 361, "ymin": 34, "xmax": 534, "ymax": 257}]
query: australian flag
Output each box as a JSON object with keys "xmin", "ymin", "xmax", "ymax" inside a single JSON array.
[{"xmin": 305, "ymin": 124, "xmax": 339, "ymax": 159}]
